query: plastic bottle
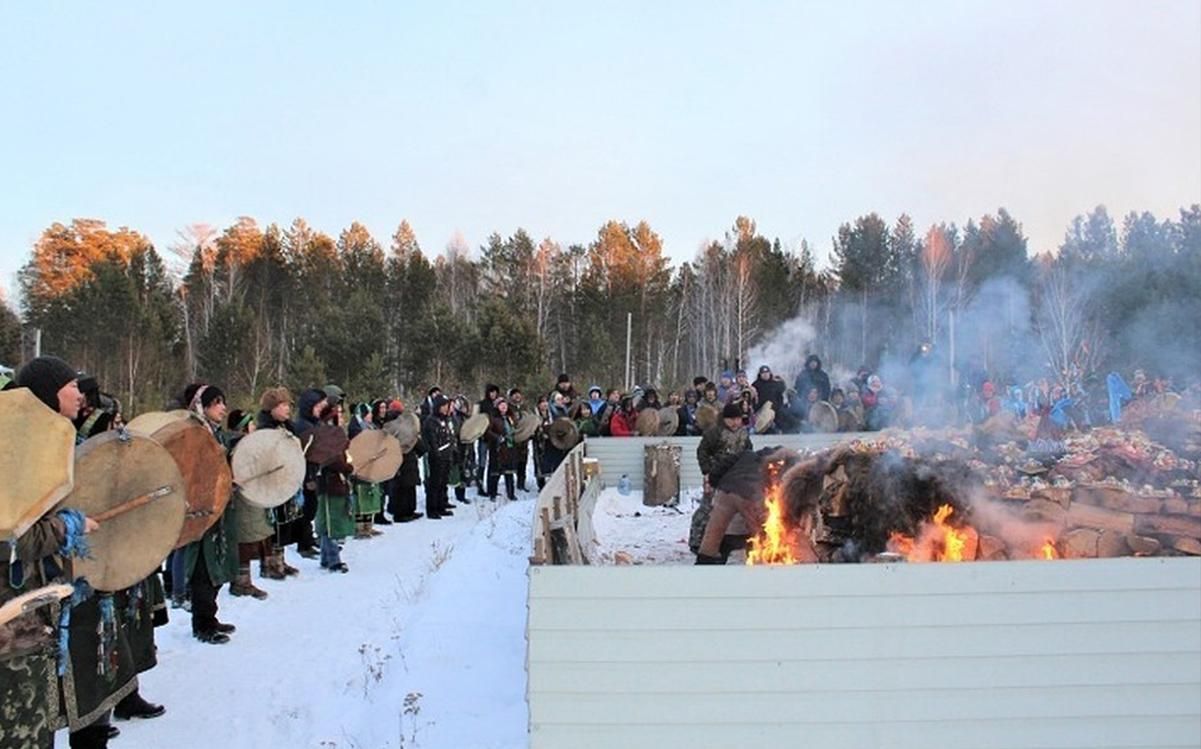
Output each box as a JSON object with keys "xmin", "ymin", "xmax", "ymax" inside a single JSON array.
[{"xmin": 617, "ymin": 474, "xmax": 631, "ymax": 495}]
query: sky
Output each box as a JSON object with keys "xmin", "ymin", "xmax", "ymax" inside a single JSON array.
[{"xmin": 1, "ymin": 1, "xmax": 1199, "ymax": 302}]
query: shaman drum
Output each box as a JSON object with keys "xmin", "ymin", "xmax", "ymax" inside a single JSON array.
[
  {"xmin": 0, "ymin": 388, "xmax": 76, "ymax": 542},
  {"xmin": 636, "ymin": 408, "xmax": 660, "ymax": 437},
  {"xmin": 348, "ymin": 430, "xmax": 404, "ymax": 483},
  {"xmin": 231, "ymin": 428, "xmax": 307, "ymax": 509},
  {"xmin": 63, "ymin": 431, "xmax": 187, "ymax": 592},
  {"xmin": 459, "ymin": 413, "xmax": 490, "ymax": 443},
  {"xmin": 514, "ymin": 412, "xmax": 540, "ymax": 444},
  {"xmin": 754, "ymin": 402, "xmax": 776, "ymax": 433},
  {"xmin": 130, "ymin": 413, "xmax": 234, "ymax": 548},
  {"xmin": 695, "ymin": 403, "xmax": 719, "ymax": 432},
  {"xmin": 299, "ymin": 423, "xmax": 350, "ymax": 467},
  {"xmin": 383, "ymin": 412, "xmax": 421, "ymax": 453},
  {"xmin": 657, "ymin": 407, "xmax": 679, "ymax": 437},
  {"xmin": 548, "ymin": 418, "xmax": 580, "ymax": 451},
  {"xmin": 809, "ymin": 401, "xmax": 839, "ymax": 433}
]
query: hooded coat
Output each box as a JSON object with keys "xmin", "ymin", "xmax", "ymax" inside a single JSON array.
[{"xmin": 794, "ymin": 355, "xmax": 832, "ymax": 403}]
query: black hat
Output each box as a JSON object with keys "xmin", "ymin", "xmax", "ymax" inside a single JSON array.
[
  {"xmin": 557, "ymin": 373, "xmax": 570, "ymax": 384},
  {"xmin": 722, "ymin": 402, "xmax": 743, "ymax": 419},
  {"xmin": 16, "ymin": 356, "xmax": 77, "ymax": 411},
  {"xmin": 427, "ymin": 386, "xmax": 442, "ymax": 397}
]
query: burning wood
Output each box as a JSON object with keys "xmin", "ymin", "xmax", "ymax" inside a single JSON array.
[{"xmin": 745, "ymin": 416, "xmax": 1201, "ymax": 564}]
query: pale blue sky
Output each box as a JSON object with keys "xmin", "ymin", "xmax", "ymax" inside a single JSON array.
[{"xmin": 2, "ymin": 1, "xmax": 1198, "ymax": 301}]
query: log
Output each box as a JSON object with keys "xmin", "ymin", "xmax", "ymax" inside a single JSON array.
[
  {"xmin": 1076, "ymin": 486, "xmax": 1162, "ymax": 514},
  {"xmin": 1031, "ymin": 487, "xmax": 1071, "ymax": 509},
  {"xmin": 1124, "ymin": 534, "xmax": 1162, "ymax": 555},
  {"xmin": 1096, "ymin": 529, "xmax": 1130, "ymax": 558},
  {"xmin": 1023, "ymin": 499, "xmax": 1067, "ymax": 526},
  {"xmin": 1061, "ymin": 528, "xmax": 1100, "ymax": 559},
  {"xmin": 1172, "ymin": 537, "xmax": 1201, "ymax": 556},
  {"xmin": 1161, "ymin": 496, "xmax": 1189, "ymax": 515},
  {"xmin": 1065, "ymin": 503, "xmax": 1135, "ymax": 534},
  {"xmin": 1134, "ymin": 513, "xmax": 1201, "ymax": 538}
]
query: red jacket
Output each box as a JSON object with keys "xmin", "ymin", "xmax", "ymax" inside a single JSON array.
[{"xmin": 609, "ymin": 409, "xmax": 637, "ymax": 437}]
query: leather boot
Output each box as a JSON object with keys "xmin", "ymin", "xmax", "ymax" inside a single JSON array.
[
  {"xmin": 694, "ymin": 553, "xmax": 726, "ymax": 565},
  {"xmin": 486, "ymin": 475, "xmax": 499, "ymax": 500},
  {"xmin": 504, "ymin": 474, "xmax": 516, "ymax": 501},
  {"xmin": 260, "ymin": 552, "xmax": 286, "ymax": 581},
  {"xmin": 230, "ymin": 565, "xmax": 269, "ymax": 600},
  {"xmin": 69, "ymin": 724, "xmax": 110, "ymax": 748}
]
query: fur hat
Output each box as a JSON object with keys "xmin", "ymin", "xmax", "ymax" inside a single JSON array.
[
  {"xmin": 259, "ymin": 386, "xmax": 293, "ymax": 413},
  {"xmin": 16, "ymin": 356, "xmax": 77, "ymax": 411}
]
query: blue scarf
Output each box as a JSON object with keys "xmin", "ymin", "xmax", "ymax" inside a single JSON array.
[{"xmin": 1107, "ymin": 372, "xmax": 1132, "ymax": 423}]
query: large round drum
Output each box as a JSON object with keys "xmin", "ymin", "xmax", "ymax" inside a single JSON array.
[
  {"xmin": 348, "ymin": 430, "xmax": 404, "ymax": 483},
  {"xmin": 130, "ymin": 412, "xmax": 234, "ymax": 548},
  {"xmin": 299, "ymin": 424, "xmax": 350, "ymax": 467},
  {"xmin": 513, "ymin": 412, "xmax": 540, "ymax": 443},
  {"xmin": 383, "ymin": 412, "xmax": 421, "ymax": 453},
  {"xmin": 695, "ymin": 403, "xmax": 719, "ymax": 432},
  {"xmin": 636, "ymin": 408, "xmax": 660, "ymax": 437},
  {"xmin": 0, "ymin": 388, "xmax": 76, "ymax": 542},
  {"xmin": 231, "ymin": 428, "xmax": 307, "ymax": 509},
  {"xmin": 459, "ymin": 413, "xmax": 490, "ymax": 443},
  {"xmin": 64, "ymin": 431, "xmax": 187, "ymax": 592},
  {"xmin": 809, "ymin": 401, "xmax": 839, "ymax": 433},
  {"xmin": 657, "ymin": 407, "xmax": 679, "ymax": 437},
  {"xmin": 548, "ymin": 417, "xmax": 580, "ymax": 451}
]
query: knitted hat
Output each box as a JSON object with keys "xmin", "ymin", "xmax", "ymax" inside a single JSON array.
[
  {"xmin": 184, "ymin": 383, "xmax": 226, "ymax": 411},
  {"xmin": 17, "ymin": 356, "xmax": 78, "ymax": 411},
  {"xmin": 557, "ymin": 373, "xmax": 570, "ymax": 384},
  {"xmin": 259, "ymin": 386, "xmax": 293, "ymax": 413},
  {"xmin": 722, "ymin": 402, "xmax": 743, "ymax": 419},
  {"xmin": 388, "ymin": 399, "xmax": 403, "ymax": 413}
]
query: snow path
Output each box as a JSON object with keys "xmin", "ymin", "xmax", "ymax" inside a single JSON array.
[{"xmin": 67, "ymin": 492, "xmax": 533, "ymax": 749}]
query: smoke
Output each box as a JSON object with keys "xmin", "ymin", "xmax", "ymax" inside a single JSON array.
[{"xmin": 745, "ymin": 316, "xmax": 816, "ymax": 381}]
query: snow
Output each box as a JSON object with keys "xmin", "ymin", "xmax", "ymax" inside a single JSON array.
[
  {"xmin": 63, "ymin": 488, "xmax": 534, "ymax": 749},
  {"xmin": 588, "ymin": 487, "xmax": 702, "ymax": 565}
]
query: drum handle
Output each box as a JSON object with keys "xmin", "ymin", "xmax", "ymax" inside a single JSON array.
[
  {"xmin": 0, "ymin": 583, "xmax": 74, "ymax": 627},
  {"xmin": 90, "ymin": 485, "xmax": 175, "ymax": 523}
]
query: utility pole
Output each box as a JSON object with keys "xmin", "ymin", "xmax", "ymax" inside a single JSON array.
[{"xmin": 624, "ymin": 312, "xmax": 633, "ymax": 392}]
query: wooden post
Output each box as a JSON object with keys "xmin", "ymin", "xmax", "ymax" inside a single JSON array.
[
  {"xmin": 552, "ymin": 496, "xmax": 562, "ymax": 521},
  {"xmin": 539, "ymin": 507, "xmax": 553, "ymax": 563}
]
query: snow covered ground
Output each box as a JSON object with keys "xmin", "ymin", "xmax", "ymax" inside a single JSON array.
[
  {"xmin": 588, "ymin": 487, "xmax": 703, "ymax": 565},
  {"xmin": 62, "ymin": 489, "xmax": 534, "ymax": 749}
]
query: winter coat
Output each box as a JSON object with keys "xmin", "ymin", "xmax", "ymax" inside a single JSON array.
[
  {"xmin": 696, "ymin": 424, "xmax": 753, "ymax": 485},
  {"xmin": 752, "ymin": 377, "xmax": 786, "ymax": 413},
  {"xmin": 423, "ymin": 413, "xmax": 458, "ymax": 468},
  {"xmin": 487, "ymin": 413, "xmax": 521, "ymax": 474},
  {"xmin": 794, "ymin": 355, "xmax": 832, "ymax": 402},
  {"xmin": 609, "ymin": 409, "xmax": 637, "ymax": 437},
  {"xmin": 395, "ymin": 437, "xmax": 426, "ymax": 488}
]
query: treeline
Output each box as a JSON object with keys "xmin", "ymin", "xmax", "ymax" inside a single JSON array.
[{"xmin": 10, "ymin": 205, "xmax": 1201, "ymax": 416}]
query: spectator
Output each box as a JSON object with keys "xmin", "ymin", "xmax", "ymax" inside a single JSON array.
[
  {"xmin": 795, "ymin": 355, "xmax": 832, "ymax": 403},
  {"xmin": 609, "ymin": 395, "xmax": 638, "ymax": 436},
  {"xmin": 752, "ymin": 365, "xmax": 786, "ymax": 413},
  {"xmin": 716, "ymin": 371, "xmax": 735, "ymax": 403}
]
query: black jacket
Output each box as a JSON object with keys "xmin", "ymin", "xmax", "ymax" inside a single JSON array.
[{"xmin": 794, "ymin": 355, "xmax": 832, "ymax": 402}]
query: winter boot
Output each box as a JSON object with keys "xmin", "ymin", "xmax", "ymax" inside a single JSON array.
[
  {"xmin": 276, "ymin": 546, "xmax": 299, "ymax": 576},
  {"xmin": 373, "ymin": 511, "xmax": 392, "ymax": 525},
  {"xmin": 260, "ymin": 551, "xmax": 285, "ymax": 581},
  {"xmin": 69, "ymin": 724, "xmax": 110, "ymax": 748},
  {"xmin": 694, "ymin": 553, "xmax": 726, "ymax": 565},
  {"xmin": 114, "ymin": 689, "xmax": 166, "ymax": 720},
  {"xmin": 354, "ymin": 519, "xmax": 372, "ymax": 540},
  {"xmin": 231, "ymin": 565, "xmax": 269, "ymax": 600},
  {"xmin": 486, "ymin": 475, "xmax": 500, "ymax": 501},
  {"xmin": 504, "ymin": 474, "xmax": 516, "ymax": 501}
]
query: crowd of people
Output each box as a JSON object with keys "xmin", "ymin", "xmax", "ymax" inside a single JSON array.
[{"xmin": 3, "ymin": 348, "xmax": 1195, "ymax": 748}]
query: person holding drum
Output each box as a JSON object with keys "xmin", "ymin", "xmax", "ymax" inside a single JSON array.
[
  {"xmin": 178, "ymin": 384, "xmax": 240, "ymax": 643},
  {"xmin": 255, "ymin": 387, "xmax": 304, "ymax": 579},
  {"xmin": 3, "ymin": 356, "xmax": 101, "ymax": 749}
]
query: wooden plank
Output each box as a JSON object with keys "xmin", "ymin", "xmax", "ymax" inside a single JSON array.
[
  {"xmin": 527, "ymin": 620, "xmax": 1201, "ymax": 664},
  {"xmin": 528, "ymin": 558, "xmax": 1201, "ymax": 599}
]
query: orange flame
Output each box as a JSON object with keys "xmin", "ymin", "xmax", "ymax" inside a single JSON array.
[
  {"xmin": 746, "ymin": 464, "xmax": 797, "ymax": 566},
  {"xmin": 887, "ymin": 504, "xmax": 971, "ymax": 562},
  {"xmin": 1040, "ymin": 538, "xmax": 1059, "ymax": 560}
]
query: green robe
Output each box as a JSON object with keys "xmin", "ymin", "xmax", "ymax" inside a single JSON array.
[
  {"xmin": 235, "ymin": 494, "xmax": 274, "ymax": 545},
  {"xmin": 183, "ymin": 500, "xmax": 239, "ymax": 588},
  {"xmin": 316, "ymin": 493, "xmax": 355, "ymax": 540},
  {"xmin": 352, "ymin": 481, "xmax": 383, "ymax": 516}
]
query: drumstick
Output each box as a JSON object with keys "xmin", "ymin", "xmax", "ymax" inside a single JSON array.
[
  {"xmin": 237, "ymin": 464, "xmax": 285, "ymax": 485},
  {"xmin": 0, "ymin": 583, "xmax": 74, "ymax": 627},
  {"xmin": 90, "ymin": 485, "xmax": 175, "ymax": 523}
]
